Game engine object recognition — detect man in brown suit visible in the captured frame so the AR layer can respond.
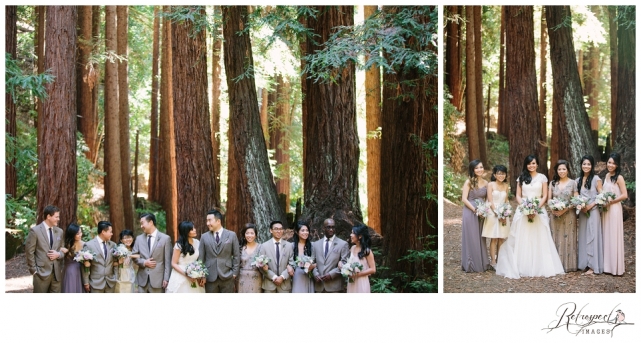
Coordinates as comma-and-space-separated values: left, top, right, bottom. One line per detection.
81, 221, 119, 292
25, 205, 64, 293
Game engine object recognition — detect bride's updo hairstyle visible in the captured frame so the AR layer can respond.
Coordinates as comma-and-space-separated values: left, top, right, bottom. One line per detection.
518, 154, 539, 186
352, 223, 371, 259
577, 155, 596, 191
490, 165, 508, 182
468, 159, 483, 189
177, 221, 195, 256
551, 160, 572, 187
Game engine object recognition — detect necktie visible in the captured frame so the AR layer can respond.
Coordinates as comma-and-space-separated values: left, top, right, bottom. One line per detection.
147, 235, 151, 251
325, 239, 329, 258
275, 242, 280, 265
48, 228, 53, 249
216, 232, 220, 244
103, 241, 108, 259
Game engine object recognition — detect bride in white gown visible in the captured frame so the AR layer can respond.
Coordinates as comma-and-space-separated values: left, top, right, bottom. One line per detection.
166, 221, 205, 293
496, 155, 565, 279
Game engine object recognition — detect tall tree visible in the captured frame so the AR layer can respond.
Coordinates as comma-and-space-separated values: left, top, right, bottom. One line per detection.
270, 75, 292, 212
77, 6, 99, 164
6, 6, 18, 205
546, 6, 599, 171
223, 5, 286, 241
364, 5, 382, 234
210, 5, 223, 199
505, 6, 541, 191
608, 7, 618, 143
465, 6, 481, 162
497, 6, 508, 139
445, 6, 463, 111
35, 6, 45, 155
104, 6, 126, 237
148, 6, 160, 202
539, 7, 549, 178
117, 6, 135, 233
37, 6, 78, 230
473, 6, 487, 166
172, 6, 219, 237
303, 6, 362, 237
584, 6, 602, 148
91, 6, 101, 165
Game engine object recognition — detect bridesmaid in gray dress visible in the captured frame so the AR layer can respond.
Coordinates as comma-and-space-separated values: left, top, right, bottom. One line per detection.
237, 223, 262, 293
548, 160, 578, 272
61, 223, 84, 293
576, 155, 603, 275
461, 159, 489, 272
291, 221, 316, 293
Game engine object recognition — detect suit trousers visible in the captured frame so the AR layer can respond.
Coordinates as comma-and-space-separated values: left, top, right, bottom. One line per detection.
33, 273, 60, 293
90, 285, 115, 293
138, 276, 164, 293
263, 287, 290, 293
205, 278, 234, 293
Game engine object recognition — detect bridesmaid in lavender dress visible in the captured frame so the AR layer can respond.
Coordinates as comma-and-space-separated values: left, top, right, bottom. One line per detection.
346, 224, 376, 293
602, 153, 628, 276
237, 223, 263, 293
290, 221, 316, 293
576, 155, 603, 275
461, 159, 489, 272
61, 223, 84, 293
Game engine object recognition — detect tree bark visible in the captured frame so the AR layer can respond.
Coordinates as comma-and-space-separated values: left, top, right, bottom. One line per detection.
546, 6, 599, 172
608, 7, 618, 144
172, 6, 220, 237
272, 75, 292, 213
6, 6, 17, 204
211, 5, 223, 200
539, 7, 549, 178
584, 6, 602, 149
473, 6, 487, 166
497, 6, 508, 139
364, 5, 382, 234
91, 6, 101, 166
260, 87, 271, 146
77, 6, 98, 164
505, 6, 541, 191
148, 6, 160, 202
223, 5, 286, 241
35, 6, 45, 154
445, 6, 463, 111
465, 6, 481, 162
302, 6, 362, 239
37, 6, 78, 230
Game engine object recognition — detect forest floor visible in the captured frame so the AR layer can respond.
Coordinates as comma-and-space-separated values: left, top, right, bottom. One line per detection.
443, 198, 636, 293
5, 253, 32, 293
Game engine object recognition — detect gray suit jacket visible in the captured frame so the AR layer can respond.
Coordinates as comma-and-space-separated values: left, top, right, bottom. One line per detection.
132, 230, 173, 288
25, 222, 64, 280
312, 236, 349, 292
198, 228, 240, 282
258, 238, 294, 292
81, 238, 119, 290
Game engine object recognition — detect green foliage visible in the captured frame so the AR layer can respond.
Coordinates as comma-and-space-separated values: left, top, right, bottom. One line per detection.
5, 53, 54, 105
625, 181, 636, 191
486, 132, 509, 168
444, 165, 467, 204
81, 225, 98, 242
76, 133, 105, 227
135, 201, 167, 233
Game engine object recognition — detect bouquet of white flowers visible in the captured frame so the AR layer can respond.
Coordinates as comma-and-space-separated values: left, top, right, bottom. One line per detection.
340, 261, 364, 283
595, 192, 617, 212
112, 244, 131, 268
474, 199, 491, 218
292, 255, 315, 278
251, 255, 271, 269
495, 203, 513, 226
570, 195, 590, 217
185, 260, 208, 288
74, 249, 96, 273
518, 197, 543, 223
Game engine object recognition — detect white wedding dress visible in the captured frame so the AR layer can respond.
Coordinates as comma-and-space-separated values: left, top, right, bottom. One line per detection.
166, 239, 206, 293
495, 173, 565, 279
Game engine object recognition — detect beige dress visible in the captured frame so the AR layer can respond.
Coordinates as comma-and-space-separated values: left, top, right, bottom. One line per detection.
238, 245, 262, 293
481, 189, 510, 238
346, 246, 370, 293
602, 176, 625, 275
549, 179, 578, 272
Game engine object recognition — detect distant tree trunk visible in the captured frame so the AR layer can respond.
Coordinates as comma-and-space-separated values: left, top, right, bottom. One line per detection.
497, 6, 508, 139
445, 5, 463, 111
272, 75, 292, 213
505, 6, 541, 191
546, 6, 599, 171
35, 6, 45, 154
381, 5, 437, 281
577, 49, 583, 84
6, 6, 17, 206
148, 6, 160, 203
104, 6, 126, 237
222, 5, 286, 241
612, 6, 635, 187
260, 88, 270, 146
465, 6, 481, 162
267, 88, 278, 150
473, 6, 487, 166
303, 5, 362, 239
172, 6, 219, 237
159, 6, 178, 239
77, 6, 98, 163
608, 7, 618, 144
134, 130, 139, 201
365, 5, 382, 234
226, 119, 250, 235
539, 8, 549, 178
299, 12, 308, 183
117, 6, 135, 233
37, 6, 78, 230
584, 6, 601, 149
91, 6, 101, 165
211, 5, 223, 199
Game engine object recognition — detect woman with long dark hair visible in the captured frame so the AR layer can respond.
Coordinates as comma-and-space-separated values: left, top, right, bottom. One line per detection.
346, 224, 376, 293
291, 221, 316, 293
496, 155, 564, 279
61, 223, 84, 293
237, 223, 262, 293
548, 160, 578, 272
166, 221, 205, 293
602, 152, 627, 276
576, 155, 604, 275
460, 159, 489, 272
481, 165, 510, 267
115, 229, 139, 293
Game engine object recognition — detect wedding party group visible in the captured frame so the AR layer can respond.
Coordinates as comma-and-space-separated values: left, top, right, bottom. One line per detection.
25, 207, 377, 293
461, 152, 627, 279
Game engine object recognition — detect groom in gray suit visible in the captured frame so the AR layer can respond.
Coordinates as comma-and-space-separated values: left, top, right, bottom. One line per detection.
81, 221, 118, 292
258, 220, 295, 293
25, 205, 64, 293
198, 209, 240, 293
132, 213, 173, 293
312, 218, 349, 292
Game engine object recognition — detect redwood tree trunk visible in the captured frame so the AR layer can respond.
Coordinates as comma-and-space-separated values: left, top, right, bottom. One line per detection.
148, 6, 160, 202
497, 6, 508, 139
77, 6, 98, 163
465, 6, 481, 162
172, 6, 220, 237
223, 6, 286, 241
37, 6, 78, 230
608, 7, 618, 144
546, 6, 599, 171
505, 6, 541, 191
35, 6, 45, 153
539, 7, 549, 178
6, 6, 17, 204
272, 75, 292, 212
211, 5, 223, 199
473, 6, 487, 166
303, 6, 362, 239
445, 6, 463, 111
91, 6, 101, 165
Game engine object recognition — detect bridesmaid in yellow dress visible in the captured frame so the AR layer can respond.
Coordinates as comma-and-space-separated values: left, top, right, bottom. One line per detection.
346, 224, 376, 293
237, 223, 263, 292
481, 165, 510, 267
602, 152, 628, 276
115, 230, 139, 293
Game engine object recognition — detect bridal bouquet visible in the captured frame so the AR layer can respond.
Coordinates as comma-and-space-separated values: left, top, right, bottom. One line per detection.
251, 255, 271, 269
570, 195, 590, 217
474, 199, 491, 218
495, 203, 513, 226
291, 256, 315, 278
112, 244, 131, 268
185, 260, 208, 288
341, 261, 364, 283
518, 198, 543, 223
595, 192, 617, 212
74, 249, 96, 274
